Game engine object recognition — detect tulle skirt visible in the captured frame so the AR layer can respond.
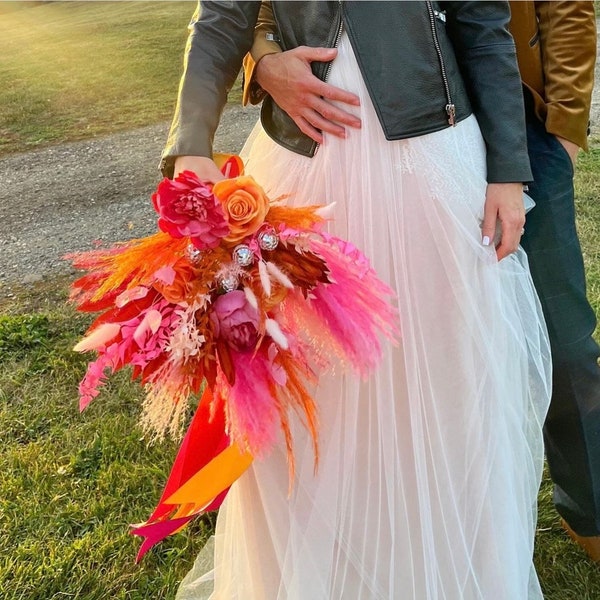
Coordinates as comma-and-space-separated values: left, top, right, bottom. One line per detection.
176, 33, 551, 600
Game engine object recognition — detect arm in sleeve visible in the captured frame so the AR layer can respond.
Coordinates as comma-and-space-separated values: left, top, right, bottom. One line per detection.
161, 1, 261, 177
443, 1, 533, 183
536, 0, 597, 150
242, 1, 283, 106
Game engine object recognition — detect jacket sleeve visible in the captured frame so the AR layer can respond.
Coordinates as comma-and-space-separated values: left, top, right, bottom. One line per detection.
536, 0, 597, 150
442, 1, 533, 183
160, 1, 261, 178
242, 0, 282, 106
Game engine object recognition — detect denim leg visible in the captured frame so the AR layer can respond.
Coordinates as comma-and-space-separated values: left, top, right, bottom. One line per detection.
521, 113, 600, 536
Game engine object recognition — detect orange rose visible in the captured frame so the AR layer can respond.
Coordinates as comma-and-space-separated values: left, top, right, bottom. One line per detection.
212, 176, 270, 245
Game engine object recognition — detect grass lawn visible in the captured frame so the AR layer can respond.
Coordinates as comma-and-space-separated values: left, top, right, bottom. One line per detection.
0, 278, 213, 599
1, 1, 600, 598
0, 0, 244, 156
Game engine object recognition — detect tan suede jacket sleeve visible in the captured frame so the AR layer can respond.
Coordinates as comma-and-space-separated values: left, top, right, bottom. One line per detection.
538, 1, 596, 150
242, 1, 281, 106
510, 0, 597, 150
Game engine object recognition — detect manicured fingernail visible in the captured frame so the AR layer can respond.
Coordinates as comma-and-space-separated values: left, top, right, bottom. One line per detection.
482, 235, 491, 246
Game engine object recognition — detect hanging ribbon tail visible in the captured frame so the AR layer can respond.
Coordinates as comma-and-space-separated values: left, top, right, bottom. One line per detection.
213, 153, 244, 178
131, 387, 254, 561
133, 516, 194, 563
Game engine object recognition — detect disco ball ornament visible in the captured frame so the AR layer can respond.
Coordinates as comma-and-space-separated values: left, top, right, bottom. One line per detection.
257, 228, 279, 251
219, 274, 239, 293
232, 244, 255, 267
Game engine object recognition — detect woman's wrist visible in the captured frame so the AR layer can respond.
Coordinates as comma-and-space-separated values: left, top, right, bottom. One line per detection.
173, 156, 225, 183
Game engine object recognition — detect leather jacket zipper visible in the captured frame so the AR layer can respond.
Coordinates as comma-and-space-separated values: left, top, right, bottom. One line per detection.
426, 1, 455, 126
324, 2, 344, 83
315, 1, 344, 154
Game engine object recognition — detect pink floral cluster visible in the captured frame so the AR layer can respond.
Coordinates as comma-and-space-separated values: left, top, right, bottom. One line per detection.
210, 291, 259, 353
152, 171, 229, 250
76, 290, 179, 411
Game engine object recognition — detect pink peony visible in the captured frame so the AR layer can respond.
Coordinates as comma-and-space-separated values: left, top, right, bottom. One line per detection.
210, 291, 260, 352
152, 170, 230, 250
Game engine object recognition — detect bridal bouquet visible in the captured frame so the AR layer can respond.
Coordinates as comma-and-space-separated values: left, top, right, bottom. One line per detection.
69, 155, 397, 559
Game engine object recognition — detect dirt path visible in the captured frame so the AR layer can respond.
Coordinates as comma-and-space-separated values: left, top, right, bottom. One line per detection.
0, 105, 260, 297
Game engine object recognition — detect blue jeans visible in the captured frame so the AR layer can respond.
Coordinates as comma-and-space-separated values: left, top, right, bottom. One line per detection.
521, 97, 600, 536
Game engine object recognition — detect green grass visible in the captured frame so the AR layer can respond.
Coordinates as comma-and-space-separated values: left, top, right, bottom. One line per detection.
0, 0, 242, 156
0, 279, 213, 599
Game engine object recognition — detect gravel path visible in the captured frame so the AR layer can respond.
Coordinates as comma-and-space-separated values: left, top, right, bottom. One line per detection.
1, 26, 599, 300
0, 104, 259, 298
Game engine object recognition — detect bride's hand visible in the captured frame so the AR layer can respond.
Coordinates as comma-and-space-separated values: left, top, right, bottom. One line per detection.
173, 156, 226, 183
481, 182, 525, 261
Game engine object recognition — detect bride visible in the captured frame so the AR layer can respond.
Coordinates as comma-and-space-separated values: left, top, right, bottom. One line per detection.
164, 2, 552, 598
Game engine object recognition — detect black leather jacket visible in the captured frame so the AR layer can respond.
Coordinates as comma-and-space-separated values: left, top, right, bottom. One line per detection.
162, 1, 532, 184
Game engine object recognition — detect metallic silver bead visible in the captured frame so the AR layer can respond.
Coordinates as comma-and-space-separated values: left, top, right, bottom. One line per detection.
186, 244, 202, 263
233, 244, 255, 267
219, 274, 239, 293
258, 228, 279, 251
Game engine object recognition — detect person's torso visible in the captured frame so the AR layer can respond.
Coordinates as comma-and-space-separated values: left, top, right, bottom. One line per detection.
262, 0, 473, 157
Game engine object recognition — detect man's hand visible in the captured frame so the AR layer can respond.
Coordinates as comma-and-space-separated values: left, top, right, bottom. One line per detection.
555, 135, 579, 168
481, 182, 525, 261
173, 156, 225, 183
256, 47, 361, 143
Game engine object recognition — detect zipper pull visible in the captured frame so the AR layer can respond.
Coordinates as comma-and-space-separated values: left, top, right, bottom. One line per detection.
446, 103, 456, 126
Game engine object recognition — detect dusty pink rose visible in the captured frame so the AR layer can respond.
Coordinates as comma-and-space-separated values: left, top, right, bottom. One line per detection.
210, 291, 260, 352
152, 170, 229, 250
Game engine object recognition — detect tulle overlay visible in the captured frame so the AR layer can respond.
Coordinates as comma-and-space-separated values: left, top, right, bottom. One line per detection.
177, 34, 551, 600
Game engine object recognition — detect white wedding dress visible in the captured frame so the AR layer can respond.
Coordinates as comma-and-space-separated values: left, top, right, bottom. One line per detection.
176, 33, 551, 599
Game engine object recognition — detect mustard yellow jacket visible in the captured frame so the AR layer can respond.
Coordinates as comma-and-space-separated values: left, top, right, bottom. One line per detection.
508, 0, 596, 150
246, 0, 597, 150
